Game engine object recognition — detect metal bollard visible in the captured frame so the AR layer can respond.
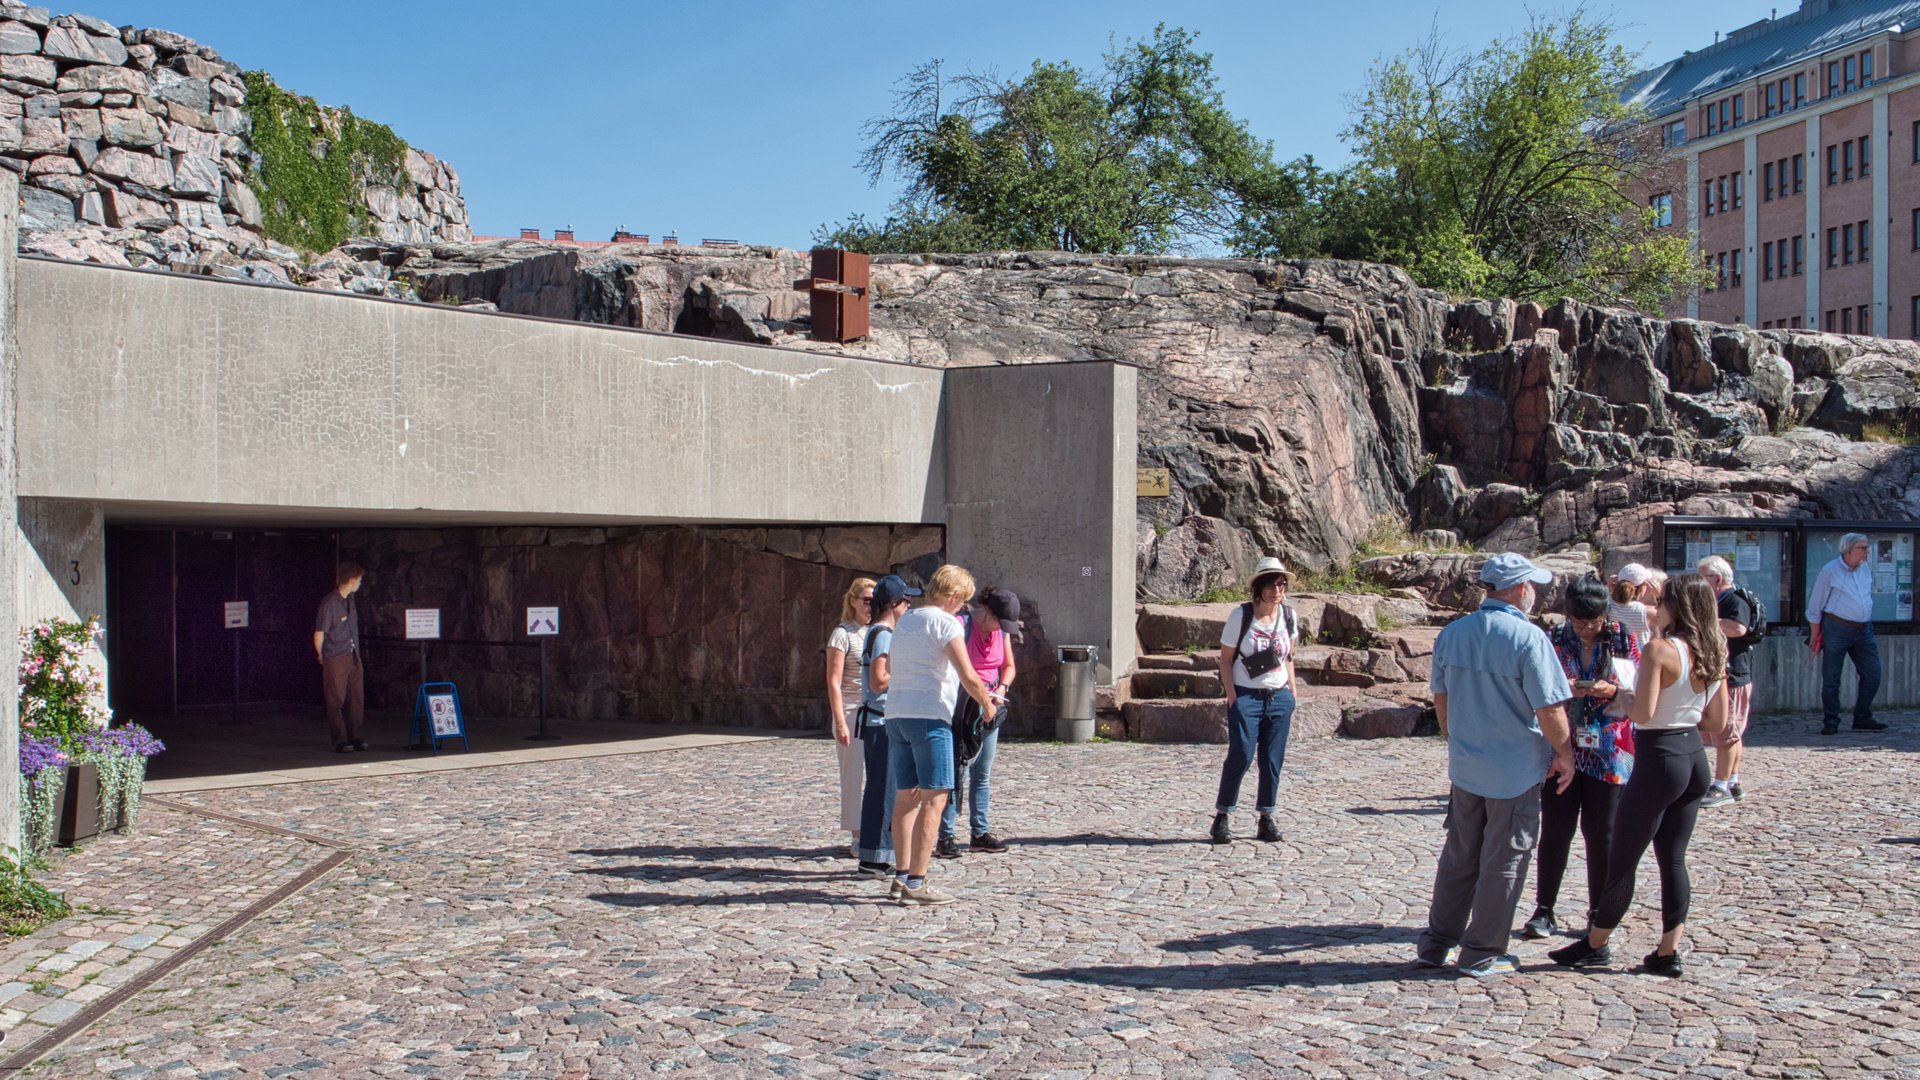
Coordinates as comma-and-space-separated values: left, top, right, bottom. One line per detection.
1054, 645, 1099, 743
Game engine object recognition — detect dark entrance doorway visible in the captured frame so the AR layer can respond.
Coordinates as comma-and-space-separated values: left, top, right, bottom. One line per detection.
106, 528, 339, 716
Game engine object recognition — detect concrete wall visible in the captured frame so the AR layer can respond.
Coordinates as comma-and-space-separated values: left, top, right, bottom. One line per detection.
944, 361, 1138, 684
0, 175, 17, 850
1750, 632, 1920, 713
14, 258, 948, 528
16, 498, 108, 721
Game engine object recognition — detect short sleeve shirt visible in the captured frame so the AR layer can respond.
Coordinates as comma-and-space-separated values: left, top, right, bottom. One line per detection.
883, 607, 964, 722
315, 591, 359, 659
860, 626, 894, 719
962, 613, 1007, 685
1717, 590, 1755, 688
828, 621, 871, 703
1220, 605, 1293, 690
1429, 599, 1574, 799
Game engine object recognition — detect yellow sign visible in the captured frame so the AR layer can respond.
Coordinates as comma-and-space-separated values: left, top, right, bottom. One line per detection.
1137, 468, 1171, 497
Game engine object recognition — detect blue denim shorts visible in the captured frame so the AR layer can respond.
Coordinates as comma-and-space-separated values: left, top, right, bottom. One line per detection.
886, 716, 955, 791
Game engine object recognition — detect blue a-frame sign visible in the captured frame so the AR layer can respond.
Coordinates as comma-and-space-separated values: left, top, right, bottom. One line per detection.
410, 682, 470, 753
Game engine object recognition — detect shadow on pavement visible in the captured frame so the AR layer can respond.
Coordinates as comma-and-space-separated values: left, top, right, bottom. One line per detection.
587, 888, 874, 908
1876, 837, 1920, 845
578, 863, 847, 884
1160, 923, 1418, 957
1346, 805, 1445, 816
571, 844, 845, 861
1013, 834, 1198, 848
1023, 958, 1432, 990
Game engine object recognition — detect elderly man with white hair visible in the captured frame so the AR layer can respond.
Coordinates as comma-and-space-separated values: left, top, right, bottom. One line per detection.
1806, 533, 1889, 736
1696, 556, 1758, 807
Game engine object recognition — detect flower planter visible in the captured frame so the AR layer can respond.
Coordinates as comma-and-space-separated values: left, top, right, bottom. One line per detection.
58, 761, 101, 846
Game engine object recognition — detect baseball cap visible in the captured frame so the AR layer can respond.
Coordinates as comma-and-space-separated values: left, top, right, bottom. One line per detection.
1615, 563, 1652, 586
980, 588, 1024, 642
868, 574, 922, 616
1479, 552, 1554, 591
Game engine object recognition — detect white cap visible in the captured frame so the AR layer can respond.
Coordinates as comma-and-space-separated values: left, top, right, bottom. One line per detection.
1616, 563, 1652, 586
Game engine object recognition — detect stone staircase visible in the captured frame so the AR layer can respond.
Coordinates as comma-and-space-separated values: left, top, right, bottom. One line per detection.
1096, 595, 1450, 743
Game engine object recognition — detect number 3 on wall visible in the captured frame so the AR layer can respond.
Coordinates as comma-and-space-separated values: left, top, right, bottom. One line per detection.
69, 560, 79, 586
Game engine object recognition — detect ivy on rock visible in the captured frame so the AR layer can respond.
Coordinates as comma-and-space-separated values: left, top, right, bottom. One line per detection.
243, 70, 410, 255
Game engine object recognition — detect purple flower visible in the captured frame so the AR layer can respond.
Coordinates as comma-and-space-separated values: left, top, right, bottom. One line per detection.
76, 724, 165, 760
19, 735, 67, 775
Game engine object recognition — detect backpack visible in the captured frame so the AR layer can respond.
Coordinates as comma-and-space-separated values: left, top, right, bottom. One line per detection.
950, 612, 1002, 768
1727, 586, 1768, 651
1231, 602, 1298, 664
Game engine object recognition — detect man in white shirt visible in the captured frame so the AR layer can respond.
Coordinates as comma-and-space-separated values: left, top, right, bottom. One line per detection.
1806, 533, 1888, 736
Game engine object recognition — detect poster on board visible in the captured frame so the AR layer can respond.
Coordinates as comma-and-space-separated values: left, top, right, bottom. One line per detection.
406, 609, 441, 640
428, 693, 461, 736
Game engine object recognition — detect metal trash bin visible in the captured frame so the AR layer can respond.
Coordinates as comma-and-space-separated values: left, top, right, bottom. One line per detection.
1055, 645, 1099, 743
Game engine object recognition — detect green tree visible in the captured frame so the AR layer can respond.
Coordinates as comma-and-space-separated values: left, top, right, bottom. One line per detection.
1236, 14, 1712, 310
819, 26, 1280, 254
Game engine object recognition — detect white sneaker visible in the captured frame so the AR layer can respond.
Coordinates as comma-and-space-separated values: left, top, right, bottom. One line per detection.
898, 882, 957, 906
889, 878, 905, 900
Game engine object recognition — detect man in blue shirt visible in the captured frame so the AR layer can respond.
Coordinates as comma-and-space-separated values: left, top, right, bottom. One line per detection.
1418, 553, 1575, 977
1806, 533, 1888, 736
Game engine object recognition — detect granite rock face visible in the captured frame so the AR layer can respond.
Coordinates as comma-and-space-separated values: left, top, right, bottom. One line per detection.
5, 4, 467, 286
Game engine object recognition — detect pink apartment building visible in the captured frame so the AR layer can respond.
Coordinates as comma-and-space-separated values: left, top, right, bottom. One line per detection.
1626, 0, 1920, 335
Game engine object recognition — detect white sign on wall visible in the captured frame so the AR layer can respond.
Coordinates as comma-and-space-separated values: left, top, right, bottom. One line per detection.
223, 601, 249, 629
405, 608, 441, 640
526, 606, 559, 636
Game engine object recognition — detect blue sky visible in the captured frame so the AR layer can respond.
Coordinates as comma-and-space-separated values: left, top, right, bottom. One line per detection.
87, 1, 1773, 247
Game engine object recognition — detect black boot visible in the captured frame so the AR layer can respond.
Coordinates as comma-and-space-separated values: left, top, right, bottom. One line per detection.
1256, 814, 1282, 842
1209, 813, 1232, 845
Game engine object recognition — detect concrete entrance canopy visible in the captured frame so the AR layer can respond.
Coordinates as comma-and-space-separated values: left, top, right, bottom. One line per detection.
2, 218, 1137, 845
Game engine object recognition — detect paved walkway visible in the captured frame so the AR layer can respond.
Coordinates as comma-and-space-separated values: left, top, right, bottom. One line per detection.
7, 712, 1920, 1078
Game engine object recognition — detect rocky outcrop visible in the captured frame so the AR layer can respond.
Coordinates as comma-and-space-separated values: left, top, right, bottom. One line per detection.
6, 4, 466, 285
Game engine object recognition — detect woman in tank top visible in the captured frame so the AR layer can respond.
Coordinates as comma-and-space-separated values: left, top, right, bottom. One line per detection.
1551, 572, 1727, 978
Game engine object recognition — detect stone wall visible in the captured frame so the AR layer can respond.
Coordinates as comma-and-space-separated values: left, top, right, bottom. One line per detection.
331, 523, 1089, 736
3, 4, 466, 287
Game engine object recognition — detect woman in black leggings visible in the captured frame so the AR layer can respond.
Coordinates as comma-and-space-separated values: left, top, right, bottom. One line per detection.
1550, 572, 1727, 977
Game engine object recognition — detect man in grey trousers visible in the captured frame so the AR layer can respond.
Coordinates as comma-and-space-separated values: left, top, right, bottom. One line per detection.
1417, 553, 1575, 977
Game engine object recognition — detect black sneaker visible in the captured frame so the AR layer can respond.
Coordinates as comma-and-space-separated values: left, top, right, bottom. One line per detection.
1641, 949, 1684, 978
970, 833, 1008, 853
934, 836, 963, 859
335, 742, 356, 754
1822, 722, 1840, 735
855, 860, 893, 879
1521, 907, 1558, 940
1209, 814, 1232, 845
1256, 814, 1282, 843
1854, 718, 1890, 731
1547, 938, 1612, 968
352, 739, 370, 751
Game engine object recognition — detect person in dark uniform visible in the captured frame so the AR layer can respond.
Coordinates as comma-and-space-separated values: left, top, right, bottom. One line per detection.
314, 562, 368, 753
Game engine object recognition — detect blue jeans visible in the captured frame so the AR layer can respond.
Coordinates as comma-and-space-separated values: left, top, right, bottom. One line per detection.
1821, 619, 1882, 728
939, 721, 1000, 841
887, 716, 955, 790
1215, 687, 1295, 813
856, 723, 896, 864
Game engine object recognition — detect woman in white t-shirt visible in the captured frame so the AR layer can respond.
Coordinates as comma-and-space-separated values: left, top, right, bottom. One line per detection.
824, 577, 876, 854
1607, 563, 1655, 643
1551, 572, 1727, 979
1209, 556, 1298, 847
882, 564, 1002, 907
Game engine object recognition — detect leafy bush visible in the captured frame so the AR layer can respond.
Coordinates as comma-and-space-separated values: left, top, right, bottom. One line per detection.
0, 846, 69, 939
18, 618, 111, 747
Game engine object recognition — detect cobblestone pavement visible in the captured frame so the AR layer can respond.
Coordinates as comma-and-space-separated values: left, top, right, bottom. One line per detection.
13, 711, 1920, 1078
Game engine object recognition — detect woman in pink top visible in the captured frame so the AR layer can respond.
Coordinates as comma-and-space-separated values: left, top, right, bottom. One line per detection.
935, 587, 1022, 857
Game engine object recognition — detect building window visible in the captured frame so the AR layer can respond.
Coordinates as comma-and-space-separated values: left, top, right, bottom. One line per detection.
1845, 55, 1857, 92
1794, 153, 1805, 193
1793, 235, 1804, 275
1703, 181, 1714, 216
1718, 176, 1728, 213
1651, 193, 1673, 228
1864, 49, 1874, 84
1861, 220, 1871, 262
1913, 296, 1920, 339
1913, 208, 1920, 249
1730, 250, 1743, 287
1829, 144, 1839, 185
1860, 304, 1872, 333
1791, 315, 1802, 328
1764, 162, 1775, 201
1844, 223, 1855, 264
1663, 120, 1685, 148
1766, 82, 1778, 116
1731, 173, 1743, 209
1844, 140, 1855, 181
1860, 135, 1871, 177
1829, 61, 1841, 96
1764, 241, 1775, 279
1704, 103, 1715, 136
1732, 94, 1744, 127
1717, 252, 1728, 290
1843, 307, 1854, 333
1795, 73, 1806, 107
1829, 227, 1840, 267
